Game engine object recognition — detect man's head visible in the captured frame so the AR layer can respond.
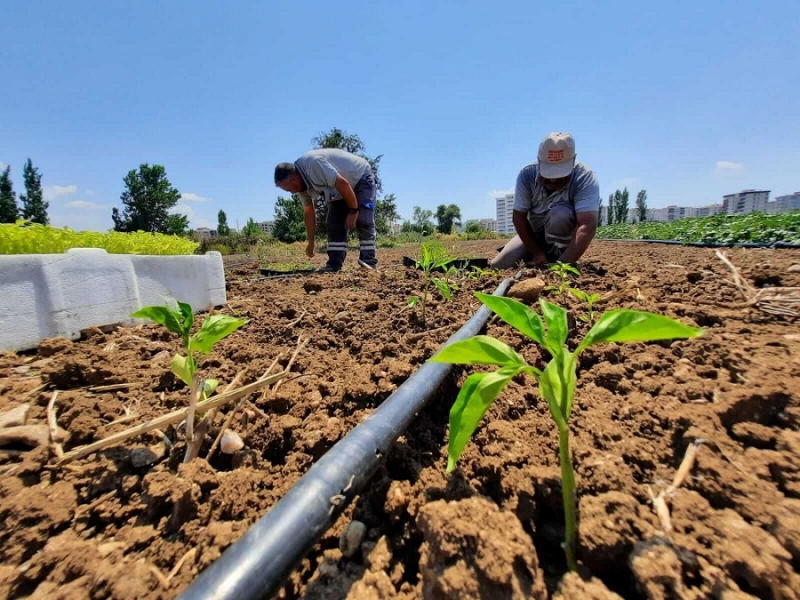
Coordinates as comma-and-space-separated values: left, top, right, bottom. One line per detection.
538, 132, 576, 191
274, 163, 307, 193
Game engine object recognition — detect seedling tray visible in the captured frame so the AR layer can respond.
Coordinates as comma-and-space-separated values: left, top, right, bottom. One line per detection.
402, 256, 489, 272
259, 267, 316, 276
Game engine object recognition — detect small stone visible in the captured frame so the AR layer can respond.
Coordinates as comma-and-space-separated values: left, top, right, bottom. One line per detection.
0, 404, 30, 429
152, 350, 170, 362
335, 311, 350, 320
340, 520, 367, 558
788, 264, 800, 273
508, 277, 546, 304
130, 445, 165, 468
220, 430, 244, 454
13, 365, 31, 375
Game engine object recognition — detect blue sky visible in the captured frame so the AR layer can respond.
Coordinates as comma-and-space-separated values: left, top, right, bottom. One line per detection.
1, 1, 798, 231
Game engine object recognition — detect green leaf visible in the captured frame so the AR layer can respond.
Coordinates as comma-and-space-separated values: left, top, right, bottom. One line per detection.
408, 295, 420, 307
447, 366, 522, 472
203, 379, 219, 395
537, 352, 576, 428
170, 353, 193, 386
189, 315, 249, 354
540, 299, 568, 351
474, 292, 547, 346
578, 309, 704, 354
430, 335, 527, 367
177, 301, 194, 332
568, 288, 588, 303
131, 305, 184, 337
433, 278, 452, 301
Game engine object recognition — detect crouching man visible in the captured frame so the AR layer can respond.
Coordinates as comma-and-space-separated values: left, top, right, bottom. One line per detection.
491, 132, 599, 268
274, 148, 378, 272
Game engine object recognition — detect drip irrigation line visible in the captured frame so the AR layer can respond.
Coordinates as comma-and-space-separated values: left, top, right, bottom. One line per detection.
178, 273, 520, 600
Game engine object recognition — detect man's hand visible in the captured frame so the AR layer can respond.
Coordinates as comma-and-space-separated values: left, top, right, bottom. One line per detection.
305, 241, 314, 258
525, 250, 548, 267
345, 211, 358, 230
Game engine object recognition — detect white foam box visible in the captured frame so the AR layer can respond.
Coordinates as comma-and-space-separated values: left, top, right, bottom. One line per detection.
0, 249, 226, 352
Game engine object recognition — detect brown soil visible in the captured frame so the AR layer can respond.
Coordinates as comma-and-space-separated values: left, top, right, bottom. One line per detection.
1, 240, 799, 599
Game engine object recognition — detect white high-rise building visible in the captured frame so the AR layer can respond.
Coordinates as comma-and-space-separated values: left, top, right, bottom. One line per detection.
770, 192, 800, 213
495, 193, 515, 234
722, 190, 770, 214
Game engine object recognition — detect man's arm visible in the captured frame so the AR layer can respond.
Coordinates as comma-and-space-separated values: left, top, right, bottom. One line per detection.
512, 210, 547, 263
558, 211, 597, 264
303, 204, 316, 258
334, 174, 359, 210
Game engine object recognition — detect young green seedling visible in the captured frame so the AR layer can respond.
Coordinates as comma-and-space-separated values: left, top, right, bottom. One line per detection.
131, 301, 248, 400
407, 242, 457, 322
546, 261, 581, 296
568, 288, 601, 324
429, 293, 703, 570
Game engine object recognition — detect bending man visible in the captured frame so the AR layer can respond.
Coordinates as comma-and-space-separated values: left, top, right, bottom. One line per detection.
274, 148, 378, 271
491, 132, 599, 268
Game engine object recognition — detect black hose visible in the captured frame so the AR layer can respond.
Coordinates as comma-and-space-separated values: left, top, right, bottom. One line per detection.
178, 275, 519, 600
596, 238, 800, 249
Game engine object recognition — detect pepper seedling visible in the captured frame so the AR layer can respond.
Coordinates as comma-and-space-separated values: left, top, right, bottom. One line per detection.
567, 287, 601, 324
545, 261, 581, 296
131, 301, 248, 400
429, 292, 703, 570
408, 242, 457, 322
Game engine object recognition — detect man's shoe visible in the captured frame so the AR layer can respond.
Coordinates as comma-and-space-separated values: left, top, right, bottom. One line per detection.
316, 265, 341, 273
358, 260, 377, 271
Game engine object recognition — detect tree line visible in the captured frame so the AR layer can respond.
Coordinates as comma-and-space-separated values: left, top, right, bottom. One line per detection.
0, 160, 50, 224
599, 187, 648, 225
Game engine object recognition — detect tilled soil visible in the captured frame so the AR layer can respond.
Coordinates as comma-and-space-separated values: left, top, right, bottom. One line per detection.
1, 240, 799, 599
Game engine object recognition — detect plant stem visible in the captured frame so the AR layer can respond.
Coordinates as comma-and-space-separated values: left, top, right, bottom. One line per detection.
558, 425, 578, 571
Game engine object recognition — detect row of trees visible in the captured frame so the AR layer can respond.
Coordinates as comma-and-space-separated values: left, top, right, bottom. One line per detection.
0, 160, 50, 224
599, 187, 648, 225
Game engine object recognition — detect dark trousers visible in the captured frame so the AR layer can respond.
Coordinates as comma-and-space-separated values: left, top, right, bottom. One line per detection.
325, 172, 378, 269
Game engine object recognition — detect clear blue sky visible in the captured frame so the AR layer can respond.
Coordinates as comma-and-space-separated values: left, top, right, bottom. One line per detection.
2, 1, 798, 231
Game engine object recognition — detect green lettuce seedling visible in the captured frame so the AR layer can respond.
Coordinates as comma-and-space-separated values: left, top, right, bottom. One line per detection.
430, 293, 703, 570
568, 287, 601, 324
545, 261, 581, 296
131, 301, 248, 399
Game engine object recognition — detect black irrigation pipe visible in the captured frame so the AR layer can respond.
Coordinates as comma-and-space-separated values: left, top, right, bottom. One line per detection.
178, 274, 518, 600
596, 237, 800, 249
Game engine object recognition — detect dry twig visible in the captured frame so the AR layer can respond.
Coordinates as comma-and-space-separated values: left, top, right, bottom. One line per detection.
648, 440, 703, 532
715, 250, 800, 317
75, 490, 117, 518
46, 391, 64, 459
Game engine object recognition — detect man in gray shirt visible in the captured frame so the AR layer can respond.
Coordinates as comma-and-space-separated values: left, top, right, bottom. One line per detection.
274, 148, 378, 271
491, 132, 600, 269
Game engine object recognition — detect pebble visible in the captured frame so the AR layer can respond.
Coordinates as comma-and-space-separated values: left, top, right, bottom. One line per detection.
339, 520, 367, 558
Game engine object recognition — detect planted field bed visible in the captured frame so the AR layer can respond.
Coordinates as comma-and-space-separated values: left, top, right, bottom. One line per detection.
1, 240, 799, 599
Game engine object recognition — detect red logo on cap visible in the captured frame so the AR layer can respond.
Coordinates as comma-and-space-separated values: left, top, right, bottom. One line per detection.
547, 149, 565, 162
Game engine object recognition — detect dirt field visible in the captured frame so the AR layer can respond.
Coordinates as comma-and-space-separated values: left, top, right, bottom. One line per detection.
1, 239, 799, 599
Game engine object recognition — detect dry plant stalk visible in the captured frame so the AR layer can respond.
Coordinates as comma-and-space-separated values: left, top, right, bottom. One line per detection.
649, 440, 702, 532
46, 391, 64, 459
57, 370, 288, 465
715, 250, 800, 317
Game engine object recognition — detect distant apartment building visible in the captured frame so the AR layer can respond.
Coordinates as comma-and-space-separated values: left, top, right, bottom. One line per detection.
194, 227, 217, 238
390, 222, 404, 234
722, 190, 770, 215
258, 221, 275, 235
478, 218, 497, 232
768, 192, 800, 214
495, 193, 515, 234
695, 203, 724, 217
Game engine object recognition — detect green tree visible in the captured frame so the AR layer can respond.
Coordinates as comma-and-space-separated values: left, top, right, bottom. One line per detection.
165, 213, 190, 236
272, 195, 307, 243
375, 192, 398, 235
412, 206, 435, 234
241, 217, 262, 238
464, 220, 483, 234
607, 193, 614, 224
0, 166, 18, 223
217, 209, 231, 236
19, 159, 48, 225
636, 189, 648, 222
312, 127, 383, 193
613, 188, 629, 225
112, 164, 181, 233
435, 203, 462, 234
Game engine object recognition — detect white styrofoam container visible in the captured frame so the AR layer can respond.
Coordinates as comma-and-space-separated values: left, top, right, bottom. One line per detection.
0, 249, 226, 352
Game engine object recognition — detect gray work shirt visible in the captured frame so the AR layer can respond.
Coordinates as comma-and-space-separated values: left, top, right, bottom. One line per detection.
294, 148, 371, 207
512, 161, 600, 216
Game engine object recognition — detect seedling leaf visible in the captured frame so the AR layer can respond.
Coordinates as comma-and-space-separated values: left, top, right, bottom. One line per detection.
132, 306, 184, 337
189, 315, 249, 354
474, 292, 546, 346
433, 278, 453, 301
431, 335, 526, 367
578, 309, 704, 353
540, 299, 569, 351
447, 366, 521, 472
170, 354, 193, 386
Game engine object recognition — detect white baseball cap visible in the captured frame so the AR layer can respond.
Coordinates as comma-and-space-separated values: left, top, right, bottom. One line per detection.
538, 132, 576, 179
